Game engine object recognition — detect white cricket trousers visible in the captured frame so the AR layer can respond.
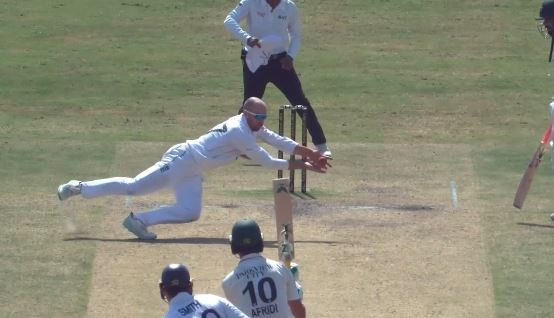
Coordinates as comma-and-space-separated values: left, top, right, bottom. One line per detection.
80, 143, 203, 226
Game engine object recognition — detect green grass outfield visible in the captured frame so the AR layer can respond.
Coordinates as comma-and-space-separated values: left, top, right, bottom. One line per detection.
2, 0, 554, 317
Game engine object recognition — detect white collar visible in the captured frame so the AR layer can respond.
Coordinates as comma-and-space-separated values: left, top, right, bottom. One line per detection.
169, 291, 193, 305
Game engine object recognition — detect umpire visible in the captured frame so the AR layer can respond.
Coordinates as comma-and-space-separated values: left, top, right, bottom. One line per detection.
224, 0, 332, 157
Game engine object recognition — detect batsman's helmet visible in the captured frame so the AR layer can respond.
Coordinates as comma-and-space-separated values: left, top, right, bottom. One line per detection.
230, 219, 264, 255
540, 0, 554, 19
159, 263, 191, 301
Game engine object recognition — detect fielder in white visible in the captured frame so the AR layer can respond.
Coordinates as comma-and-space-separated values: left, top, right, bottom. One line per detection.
223, 219, 305, 318
56, 97, 331, 239
159, 263, 250, 318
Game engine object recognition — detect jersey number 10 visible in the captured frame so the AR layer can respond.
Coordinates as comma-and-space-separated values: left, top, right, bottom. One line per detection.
242, 277, 277, 306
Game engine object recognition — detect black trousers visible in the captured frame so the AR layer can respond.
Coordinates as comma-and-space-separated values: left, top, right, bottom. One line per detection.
240, 54, 327, 146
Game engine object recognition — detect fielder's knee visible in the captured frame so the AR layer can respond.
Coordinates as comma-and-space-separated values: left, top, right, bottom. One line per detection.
174, 207, 201, 223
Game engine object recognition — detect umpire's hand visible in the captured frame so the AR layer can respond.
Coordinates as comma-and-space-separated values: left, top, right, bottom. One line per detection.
247, 36, 261, 48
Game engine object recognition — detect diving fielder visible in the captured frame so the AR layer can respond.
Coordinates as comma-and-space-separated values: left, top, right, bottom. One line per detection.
56, 97, 331, 240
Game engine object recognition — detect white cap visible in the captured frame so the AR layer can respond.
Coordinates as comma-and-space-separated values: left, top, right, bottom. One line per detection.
245, 34, 284, 73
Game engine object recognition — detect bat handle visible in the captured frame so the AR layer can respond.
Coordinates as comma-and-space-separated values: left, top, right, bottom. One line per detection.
283, 258, 292, 269
280, 241, 293, 265
280, 226, 294, 267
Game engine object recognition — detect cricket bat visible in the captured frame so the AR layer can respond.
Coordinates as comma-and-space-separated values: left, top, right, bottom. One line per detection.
273, 178, 295, 266
513, 126, 552, 209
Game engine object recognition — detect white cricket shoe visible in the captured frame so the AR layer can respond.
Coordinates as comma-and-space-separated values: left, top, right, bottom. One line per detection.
57, 180, 82, 201
550, 212, 554, 222
122, 213, 157, 240
315, 143, 332, 158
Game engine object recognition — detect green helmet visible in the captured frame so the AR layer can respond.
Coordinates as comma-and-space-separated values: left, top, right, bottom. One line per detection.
230, 219, 264, 255
540, 0, 554, 19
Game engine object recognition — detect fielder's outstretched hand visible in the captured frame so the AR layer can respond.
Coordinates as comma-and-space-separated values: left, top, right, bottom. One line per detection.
290, 146, 332, 172
303, 161, 327, 173
311, 155, 332, 170
306, 150, 332, 170
289, 159, 328, 173
305, 155, 332, 173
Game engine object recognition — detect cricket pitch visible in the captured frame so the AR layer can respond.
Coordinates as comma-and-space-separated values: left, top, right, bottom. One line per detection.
76, 141, 493, 318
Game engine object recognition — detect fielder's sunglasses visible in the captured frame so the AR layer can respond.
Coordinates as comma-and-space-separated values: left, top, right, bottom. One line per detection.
243, 109, 267, 121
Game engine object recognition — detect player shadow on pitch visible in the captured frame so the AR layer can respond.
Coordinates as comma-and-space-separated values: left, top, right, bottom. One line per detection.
63, 236, 341, 245
63, 237, 233, 244
517, 222, 554, 229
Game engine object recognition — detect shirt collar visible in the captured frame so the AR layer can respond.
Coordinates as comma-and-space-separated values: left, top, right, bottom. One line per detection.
169, 291, 194, 306
264, 0, 282, 11
239, 253, 263, 262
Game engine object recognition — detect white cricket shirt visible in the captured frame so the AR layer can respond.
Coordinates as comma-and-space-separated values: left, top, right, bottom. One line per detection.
222, 253, 300, 318
186, 114, 297, 171
224, 0, 301, 59
163, 292, 250, 318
